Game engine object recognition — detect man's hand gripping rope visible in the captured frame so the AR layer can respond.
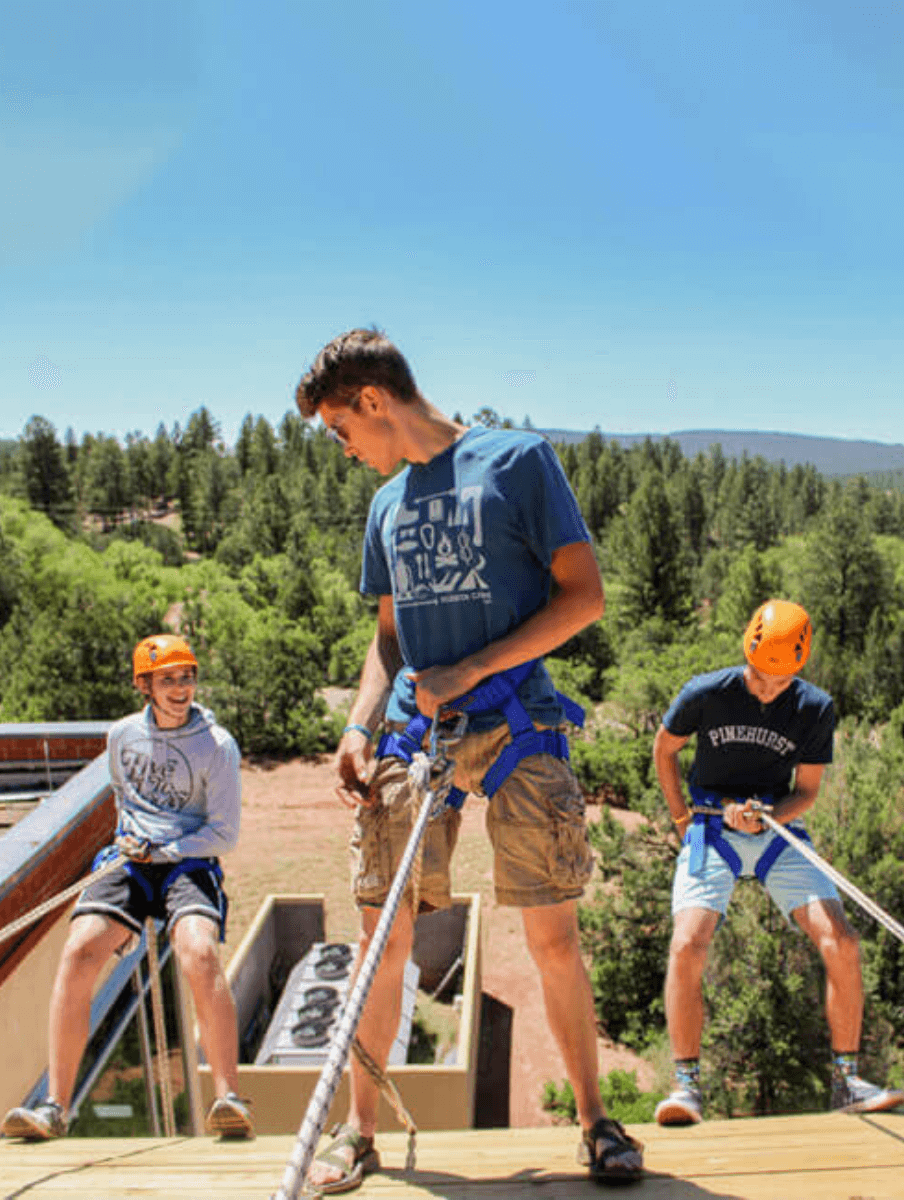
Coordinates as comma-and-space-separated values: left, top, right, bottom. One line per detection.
114, 834, 153, 862
685, 796, 770, 834
272, 711, 466, 1200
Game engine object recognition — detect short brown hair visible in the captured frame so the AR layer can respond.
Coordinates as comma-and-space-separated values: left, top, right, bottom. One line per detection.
295, 327, 419, 417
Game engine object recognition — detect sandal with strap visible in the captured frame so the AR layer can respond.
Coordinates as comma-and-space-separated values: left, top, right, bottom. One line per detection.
305, 1122, 380, 1196
578, 1116, 644, 1184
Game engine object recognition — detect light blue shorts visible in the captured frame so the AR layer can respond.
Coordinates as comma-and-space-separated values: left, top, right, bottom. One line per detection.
672, 825, 840, 921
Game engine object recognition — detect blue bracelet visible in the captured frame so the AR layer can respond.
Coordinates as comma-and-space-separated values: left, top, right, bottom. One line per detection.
343, 723, 373, 741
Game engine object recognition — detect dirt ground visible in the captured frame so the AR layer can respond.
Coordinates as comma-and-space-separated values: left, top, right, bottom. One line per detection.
222, 756, 653, 1127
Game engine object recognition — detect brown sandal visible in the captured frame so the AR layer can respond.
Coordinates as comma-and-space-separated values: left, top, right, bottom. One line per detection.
305, 1123, 380, 1195
578, 1116, 644, 1184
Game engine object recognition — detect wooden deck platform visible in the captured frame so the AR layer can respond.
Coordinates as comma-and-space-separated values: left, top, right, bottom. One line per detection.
2, 1112, 903, 1199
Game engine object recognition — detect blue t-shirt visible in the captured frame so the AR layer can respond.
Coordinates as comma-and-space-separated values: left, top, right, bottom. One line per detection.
361, 426, 591, 729
663, 665, 834, 798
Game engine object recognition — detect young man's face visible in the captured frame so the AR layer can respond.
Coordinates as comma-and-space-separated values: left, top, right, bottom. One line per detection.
743, 663, 796, 704
319, 391, 400, 476
141, 666, 197, 728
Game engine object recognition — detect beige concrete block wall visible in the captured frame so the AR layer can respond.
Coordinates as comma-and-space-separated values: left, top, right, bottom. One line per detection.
0, 904, 119, 1114
0, 911, 71, 1114
198, 893, 482, 1135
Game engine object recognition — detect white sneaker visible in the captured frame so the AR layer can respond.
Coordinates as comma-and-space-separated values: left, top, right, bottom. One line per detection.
655, 1086, 703, 1126
831, 1074, 904, 1114
2, 1099, 68, 1141
206, 1092, 255, 1139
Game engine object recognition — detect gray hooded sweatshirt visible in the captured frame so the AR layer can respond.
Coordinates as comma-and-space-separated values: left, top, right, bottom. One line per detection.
108, 703, 241, 862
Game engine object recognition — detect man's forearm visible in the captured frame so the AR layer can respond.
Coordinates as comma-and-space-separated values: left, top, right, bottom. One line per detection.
766, 762, 824, 825
653, 728, 692, 830
657, 761, 691, 824
770, 789, 817, 825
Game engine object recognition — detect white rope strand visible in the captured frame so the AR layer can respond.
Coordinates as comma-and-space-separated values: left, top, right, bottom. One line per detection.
755, 809, 904, 945
0, 854, 125, 947
273, 752, 437, 1200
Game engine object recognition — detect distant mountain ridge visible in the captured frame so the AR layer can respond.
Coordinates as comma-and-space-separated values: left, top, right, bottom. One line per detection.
541, 428, 904, 477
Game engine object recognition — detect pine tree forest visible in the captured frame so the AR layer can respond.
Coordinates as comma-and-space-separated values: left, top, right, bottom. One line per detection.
3, 408, 904, 1118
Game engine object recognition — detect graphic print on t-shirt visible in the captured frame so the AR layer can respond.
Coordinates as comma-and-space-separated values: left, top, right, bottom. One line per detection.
706, 725, 797, 756
121, 739, 193, 810
392, 483, 490, 608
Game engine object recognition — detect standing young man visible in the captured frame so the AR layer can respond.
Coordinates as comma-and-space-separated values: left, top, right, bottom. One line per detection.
653, 600, 904, 1125
2, 634, 254, 1141
295, 328, 642, 1189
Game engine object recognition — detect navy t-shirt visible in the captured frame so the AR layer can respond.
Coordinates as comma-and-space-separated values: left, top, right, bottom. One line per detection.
663, 665, 834, 798
361, 426, 591, 729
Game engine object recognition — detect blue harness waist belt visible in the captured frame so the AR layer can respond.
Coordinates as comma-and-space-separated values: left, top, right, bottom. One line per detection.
685, 786, 812, 881
375, 659, 584, 809
91, 842, 227, 938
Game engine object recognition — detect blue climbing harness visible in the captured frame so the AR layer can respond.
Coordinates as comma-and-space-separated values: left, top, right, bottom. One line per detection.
375, 659, 584, 809
684, 785, 813, 881
90, 841, 227, 939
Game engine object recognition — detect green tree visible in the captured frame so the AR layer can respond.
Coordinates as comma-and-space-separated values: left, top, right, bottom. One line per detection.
702, 887, 829, 1116
250, 416, 279, 476
125, 433, 156, 513
799, 482, 897, 715
713, 545, 783, 634
472, 406, 503, 428
63, 426, 79, 468
187, 586, 330, 755
182, 450, 240, 553
84, 436, 131, 530
668, 461, 708, 569
18, 415, 73, 527
0, 522, 23, 628
150, 423, 176, 503
715, 454, 779, 551
610, 471, 692, 627
183, 406, 220, 456
580, 806, 675, 1047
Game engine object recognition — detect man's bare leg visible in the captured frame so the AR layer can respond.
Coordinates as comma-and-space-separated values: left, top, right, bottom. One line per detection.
48, 916, 132, 1107
171, 914, 241, 1097
306, 904, 413, 1190
521, 900, 602, 1130
663, 906, 720, 1059
793, 898, 862, 1051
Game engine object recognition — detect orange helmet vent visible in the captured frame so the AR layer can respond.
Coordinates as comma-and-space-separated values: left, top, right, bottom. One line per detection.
743, 600, 812, 676
133, 634, 198, 684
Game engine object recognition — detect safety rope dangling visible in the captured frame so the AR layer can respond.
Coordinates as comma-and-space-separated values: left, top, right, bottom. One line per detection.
0, 853, 126, 948
273, 714, 465, 1200
144, 917, 177, 1137
347, 742, 436, 1173
750, 803, 904, 945
351, 1036, 418, 1170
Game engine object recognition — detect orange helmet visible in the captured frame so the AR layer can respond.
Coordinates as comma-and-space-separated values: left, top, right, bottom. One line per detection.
133, 634, 198, 684
743, 600, 812, 676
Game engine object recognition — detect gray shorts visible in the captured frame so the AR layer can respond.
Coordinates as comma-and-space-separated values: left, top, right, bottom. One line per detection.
353, 722, 593, 910
672, 825, 840, 921
73, 857, 227, 938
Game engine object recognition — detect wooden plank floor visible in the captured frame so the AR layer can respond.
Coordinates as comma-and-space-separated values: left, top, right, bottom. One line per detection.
2, 1112, 903, 1199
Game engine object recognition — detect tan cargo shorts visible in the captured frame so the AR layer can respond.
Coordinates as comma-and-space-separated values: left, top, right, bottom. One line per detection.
351, 721, 594, 911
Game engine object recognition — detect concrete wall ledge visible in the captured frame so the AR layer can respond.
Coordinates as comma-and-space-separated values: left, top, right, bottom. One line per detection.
198, 892, 482, 1134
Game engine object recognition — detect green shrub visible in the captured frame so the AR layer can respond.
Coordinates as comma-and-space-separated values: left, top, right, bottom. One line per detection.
542, 1069, 666, 1125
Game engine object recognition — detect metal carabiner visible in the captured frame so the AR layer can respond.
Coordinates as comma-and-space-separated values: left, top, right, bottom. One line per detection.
408, 711, 468, 820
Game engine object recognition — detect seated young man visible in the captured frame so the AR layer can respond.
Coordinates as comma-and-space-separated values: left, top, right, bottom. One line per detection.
2, 634, 254, 1141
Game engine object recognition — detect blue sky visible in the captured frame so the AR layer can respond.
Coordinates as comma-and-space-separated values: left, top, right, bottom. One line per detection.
2, 0, 903, 448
